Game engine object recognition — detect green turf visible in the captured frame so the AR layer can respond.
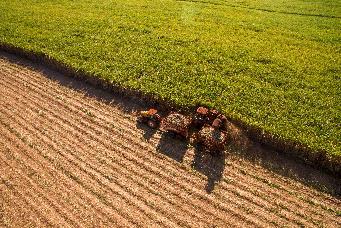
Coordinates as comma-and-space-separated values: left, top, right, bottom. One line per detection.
0, 0, 340, 160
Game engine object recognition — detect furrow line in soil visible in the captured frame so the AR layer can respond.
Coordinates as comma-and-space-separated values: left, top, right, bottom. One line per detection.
0, 75, 268, 226
0, 160, 69, 227
230, 157, 340, 207
7, 64, 340, 220
0, 168, 49, 227
0, 123, 135, 228
1, 58, 338, 226
226, 162, 340, 221
0, 89, 252, 228
0, 155, 89, 228
0, 137, 123, 227
4, 65, 337, 210
0, 108, 184, 228
0, 79, 302, 226
0, 75, 330, 226
0, 79, 314, 227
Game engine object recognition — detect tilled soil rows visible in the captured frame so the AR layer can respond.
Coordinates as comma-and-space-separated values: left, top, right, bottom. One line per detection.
0, 53, 340, 227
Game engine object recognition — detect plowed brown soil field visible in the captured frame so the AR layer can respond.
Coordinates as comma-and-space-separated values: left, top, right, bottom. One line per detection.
0, 52, 340, 227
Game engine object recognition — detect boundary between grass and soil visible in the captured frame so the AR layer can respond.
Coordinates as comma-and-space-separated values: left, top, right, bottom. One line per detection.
0, 43, 340, 177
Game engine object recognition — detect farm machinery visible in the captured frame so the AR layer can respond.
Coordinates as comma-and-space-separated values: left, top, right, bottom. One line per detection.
194, 107, 228, 153
161, 112, 192, 139
137, 107, 229, 154
137, 108, 161, 128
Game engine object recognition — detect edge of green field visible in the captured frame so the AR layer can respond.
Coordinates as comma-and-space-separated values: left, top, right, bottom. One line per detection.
0, 0, 340, 173
2, 42, 340, 175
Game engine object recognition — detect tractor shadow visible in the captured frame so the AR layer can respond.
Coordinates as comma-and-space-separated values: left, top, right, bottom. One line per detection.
192, 145, 226, 193
156, 132, 226, 193
136, 121, 158, 142
156, 132, 188, 163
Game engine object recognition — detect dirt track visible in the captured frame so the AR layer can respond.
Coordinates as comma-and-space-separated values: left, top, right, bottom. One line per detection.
0, 52, 340, 227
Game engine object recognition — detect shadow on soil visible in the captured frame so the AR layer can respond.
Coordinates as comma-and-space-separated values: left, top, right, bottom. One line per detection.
228, 129, 341, 196
1, 51, 340, 196
156, 133, 226, 193
1, 51, 148, 115
156, 132, 188, 163
136, 122, 158, 142
192, 145, 226, 193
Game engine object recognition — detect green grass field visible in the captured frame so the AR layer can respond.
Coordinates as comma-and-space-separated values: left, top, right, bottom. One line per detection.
0, 0, 340, 162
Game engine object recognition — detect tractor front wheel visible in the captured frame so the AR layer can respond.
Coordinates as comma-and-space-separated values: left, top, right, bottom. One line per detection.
147, 120, 158, 129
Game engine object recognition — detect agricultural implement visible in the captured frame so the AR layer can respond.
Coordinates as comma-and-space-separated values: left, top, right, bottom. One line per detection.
137, 107, 229, 154
196, 125, 228, 154
192, 107, 225, 128
195, 109, 229, 154
160, 112, 192, 139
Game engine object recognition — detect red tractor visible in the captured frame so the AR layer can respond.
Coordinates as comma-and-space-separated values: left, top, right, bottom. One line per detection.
192, 107, 223, 128
137, 108, 161, 128
192, 107, 210, 128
